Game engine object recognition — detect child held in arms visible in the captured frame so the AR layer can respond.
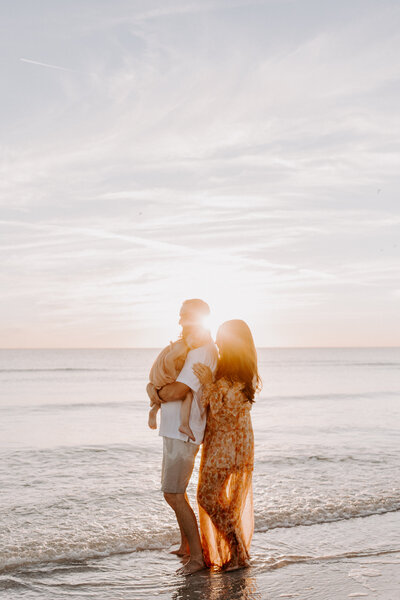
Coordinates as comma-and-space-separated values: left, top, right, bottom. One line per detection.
147, 300, 212, 441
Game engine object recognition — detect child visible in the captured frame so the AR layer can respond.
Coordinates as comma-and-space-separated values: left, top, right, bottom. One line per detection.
148, 331, 209, 441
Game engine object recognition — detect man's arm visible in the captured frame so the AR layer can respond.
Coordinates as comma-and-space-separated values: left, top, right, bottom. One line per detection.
158, 381, 190, 403
146, 382, 161, 406
159, 346, 214, 403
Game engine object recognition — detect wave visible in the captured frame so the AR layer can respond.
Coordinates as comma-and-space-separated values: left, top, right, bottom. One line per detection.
2, 361, 399, 374
1, 492, 399, 573
0, 400, 135, 413
266, 390, 399, 402
0, 368, 121, 373
0, 528, 177, 572
347, 362, 400, 367
254, 491, 400, 532
259, 359, 400, 368
3, 391, 398, 417
256, 453, 393, 466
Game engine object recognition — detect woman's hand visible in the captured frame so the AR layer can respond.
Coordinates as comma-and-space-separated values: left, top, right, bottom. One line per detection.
146, 382, 161, 407
193, 363, 213, 385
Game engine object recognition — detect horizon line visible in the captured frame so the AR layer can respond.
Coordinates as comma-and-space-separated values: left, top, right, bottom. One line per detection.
1, 346, 399, 350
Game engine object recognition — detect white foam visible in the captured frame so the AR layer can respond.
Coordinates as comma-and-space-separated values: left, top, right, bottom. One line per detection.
1, 493, 399, 573
0, 528, 178, 572
255, 491, 400, 532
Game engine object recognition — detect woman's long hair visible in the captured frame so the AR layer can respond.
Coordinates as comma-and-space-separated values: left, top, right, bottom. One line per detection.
215, 319, 261, 402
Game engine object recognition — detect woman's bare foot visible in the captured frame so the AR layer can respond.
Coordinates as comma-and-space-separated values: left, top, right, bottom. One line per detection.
177, 557, 206, 576
178, 424, 195, 441
148, 410, 157, 429
224, 557, 250, 572
224, 557, 239, 571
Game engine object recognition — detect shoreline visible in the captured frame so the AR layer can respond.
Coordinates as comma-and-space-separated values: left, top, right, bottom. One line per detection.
1, 511, 399, 599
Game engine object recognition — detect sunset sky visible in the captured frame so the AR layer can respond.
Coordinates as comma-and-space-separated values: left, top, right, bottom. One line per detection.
1, 0, 400, 348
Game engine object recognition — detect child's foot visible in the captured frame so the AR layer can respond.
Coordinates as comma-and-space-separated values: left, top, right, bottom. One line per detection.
179, 424, 195, 441
148, 411, 157, 429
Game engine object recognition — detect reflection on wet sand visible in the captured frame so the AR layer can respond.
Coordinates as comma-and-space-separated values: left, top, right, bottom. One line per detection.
172, 569, 262, 600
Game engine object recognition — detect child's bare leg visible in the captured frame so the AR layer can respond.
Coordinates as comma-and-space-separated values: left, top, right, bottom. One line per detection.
178, 392, 195, 441
148, 404, 159, 429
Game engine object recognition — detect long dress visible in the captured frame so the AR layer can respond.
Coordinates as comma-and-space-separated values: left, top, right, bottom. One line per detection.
197, 377, 254, 569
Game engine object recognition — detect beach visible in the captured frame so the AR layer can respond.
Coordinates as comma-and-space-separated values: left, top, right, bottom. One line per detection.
1, 348, 399, 599
3, 513, 399, 599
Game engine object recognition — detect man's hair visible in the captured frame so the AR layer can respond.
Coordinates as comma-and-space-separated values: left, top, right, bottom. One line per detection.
181, 299, 210, 322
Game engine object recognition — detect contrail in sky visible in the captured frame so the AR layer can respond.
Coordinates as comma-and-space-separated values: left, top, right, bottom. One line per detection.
19, 57, 74, 72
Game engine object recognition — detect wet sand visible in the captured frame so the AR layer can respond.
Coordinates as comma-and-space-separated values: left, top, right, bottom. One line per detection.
3, 510, 398, 599
151, 510, 400, 600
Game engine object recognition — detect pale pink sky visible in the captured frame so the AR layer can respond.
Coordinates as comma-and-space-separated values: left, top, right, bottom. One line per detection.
1, 0, 400, 348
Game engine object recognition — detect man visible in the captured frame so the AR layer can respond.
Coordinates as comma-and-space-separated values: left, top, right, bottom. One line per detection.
147, 299, 217, 575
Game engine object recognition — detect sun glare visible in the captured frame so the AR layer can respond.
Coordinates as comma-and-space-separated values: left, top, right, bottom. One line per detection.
162, 259, 264, 347
201, 290, 256, 341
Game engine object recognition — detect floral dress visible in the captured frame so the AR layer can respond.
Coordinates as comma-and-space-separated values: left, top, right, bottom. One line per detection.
197, 377, 254, 569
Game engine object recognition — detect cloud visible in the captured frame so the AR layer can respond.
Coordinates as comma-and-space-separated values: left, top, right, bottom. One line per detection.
1, 0, 400, 346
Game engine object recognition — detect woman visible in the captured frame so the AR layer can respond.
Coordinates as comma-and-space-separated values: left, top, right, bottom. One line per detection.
193, 319, 260, 571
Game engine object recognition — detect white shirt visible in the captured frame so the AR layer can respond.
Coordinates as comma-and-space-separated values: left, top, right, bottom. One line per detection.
159, 342, 218, 445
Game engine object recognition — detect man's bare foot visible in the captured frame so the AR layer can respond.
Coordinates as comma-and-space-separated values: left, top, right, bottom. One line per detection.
170, 546, 189, 557
177, 557, 206, 576
178, 424, 195, 441
148, 410, 157, 429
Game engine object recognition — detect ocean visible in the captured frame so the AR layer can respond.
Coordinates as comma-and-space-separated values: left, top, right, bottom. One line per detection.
1, 348, 399, 599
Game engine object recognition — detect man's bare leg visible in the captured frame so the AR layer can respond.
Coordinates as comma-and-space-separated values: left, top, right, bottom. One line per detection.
178, 393, 195, 441
164, 492, 205, 574
171, 496, 190, 556
170, 537, 189, 557
164, 493, 189, 556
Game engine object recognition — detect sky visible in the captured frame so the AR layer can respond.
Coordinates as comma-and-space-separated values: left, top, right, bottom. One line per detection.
1, 0, 400, 348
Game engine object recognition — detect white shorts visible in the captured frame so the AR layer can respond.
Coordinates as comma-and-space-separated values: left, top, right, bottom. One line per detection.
161, 437, 199, 494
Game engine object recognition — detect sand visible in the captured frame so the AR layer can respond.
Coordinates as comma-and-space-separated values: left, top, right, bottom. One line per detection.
1, 501, 398, 599
143, 511, 400, 600
35, 510, 397, 600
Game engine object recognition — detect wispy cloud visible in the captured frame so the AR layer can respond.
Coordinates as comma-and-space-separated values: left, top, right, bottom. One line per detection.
132, 0, 267, 22
1, 1, 400, 346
